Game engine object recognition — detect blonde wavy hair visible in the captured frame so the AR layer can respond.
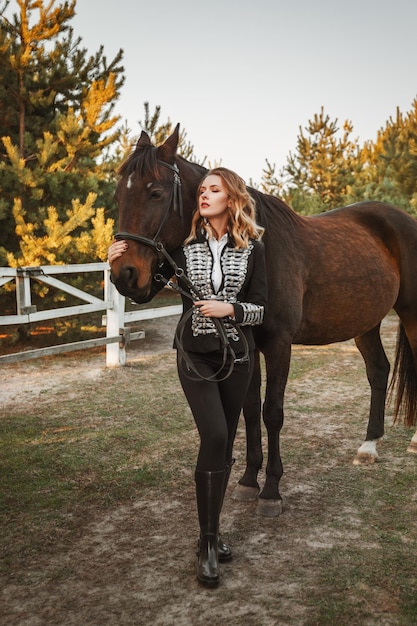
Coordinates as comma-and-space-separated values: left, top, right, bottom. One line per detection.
184, 167, 264, 249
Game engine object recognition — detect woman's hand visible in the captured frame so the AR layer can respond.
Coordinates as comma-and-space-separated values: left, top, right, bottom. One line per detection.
108, 240, 128, 264
194, 300, 235, 319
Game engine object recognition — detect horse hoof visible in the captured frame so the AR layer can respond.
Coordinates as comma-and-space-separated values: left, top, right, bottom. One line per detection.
353, 440, 378, 465
256, 498, 283, 518
407, 442, 417, 454
352, 452, 377, 465
231, 484, 259, 502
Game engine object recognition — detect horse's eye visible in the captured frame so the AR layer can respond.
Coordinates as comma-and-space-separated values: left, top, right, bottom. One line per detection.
149, 188, 164, 200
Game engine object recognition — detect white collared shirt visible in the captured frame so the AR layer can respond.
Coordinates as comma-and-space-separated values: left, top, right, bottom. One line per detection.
208, 234, 228, 293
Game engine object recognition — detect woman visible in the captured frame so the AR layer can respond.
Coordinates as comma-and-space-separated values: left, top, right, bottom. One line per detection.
108, 167, 267, 588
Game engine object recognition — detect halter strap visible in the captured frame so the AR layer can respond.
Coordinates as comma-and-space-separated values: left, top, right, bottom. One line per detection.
115, 160, 183, 252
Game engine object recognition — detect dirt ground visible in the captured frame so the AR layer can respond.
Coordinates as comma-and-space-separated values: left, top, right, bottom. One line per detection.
1, 314, 416, 626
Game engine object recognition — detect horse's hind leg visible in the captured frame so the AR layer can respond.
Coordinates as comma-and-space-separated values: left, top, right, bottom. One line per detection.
353, 323, 390, 465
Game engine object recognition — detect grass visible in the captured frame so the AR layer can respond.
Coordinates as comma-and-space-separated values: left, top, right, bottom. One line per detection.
290, 425, 417, 625
1, 318, 417, 624
0, 352, 190, 573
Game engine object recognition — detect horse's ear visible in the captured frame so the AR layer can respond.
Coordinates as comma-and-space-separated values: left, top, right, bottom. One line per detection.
135, 130, 153, 149
157, 123, 180, 162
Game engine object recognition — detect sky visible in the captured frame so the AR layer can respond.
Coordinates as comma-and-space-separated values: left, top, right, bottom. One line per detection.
69, 0, 417, 184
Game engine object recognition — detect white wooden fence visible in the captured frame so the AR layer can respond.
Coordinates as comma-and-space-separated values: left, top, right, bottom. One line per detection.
0, 263, 181, 367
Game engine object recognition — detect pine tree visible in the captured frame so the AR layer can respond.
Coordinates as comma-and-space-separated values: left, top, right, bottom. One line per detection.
279, 108, 362, 214
0, 0, 124, 266
351, 102, 417, 216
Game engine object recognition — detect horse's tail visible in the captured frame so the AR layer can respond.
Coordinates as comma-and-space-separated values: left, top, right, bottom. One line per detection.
388, 322, 417, 427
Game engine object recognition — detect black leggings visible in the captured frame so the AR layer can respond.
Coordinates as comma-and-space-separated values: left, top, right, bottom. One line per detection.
177, 351, 254, 472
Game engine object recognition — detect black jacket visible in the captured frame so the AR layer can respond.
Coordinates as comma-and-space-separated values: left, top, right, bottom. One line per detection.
137, 234, 267, 355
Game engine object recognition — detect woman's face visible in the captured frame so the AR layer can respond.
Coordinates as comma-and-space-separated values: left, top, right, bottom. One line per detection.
198, 174, 231, 221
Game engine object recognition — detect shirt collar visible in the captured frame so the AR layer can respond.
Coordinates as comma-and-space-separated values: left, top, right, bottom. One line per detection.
194, 229, 235, 247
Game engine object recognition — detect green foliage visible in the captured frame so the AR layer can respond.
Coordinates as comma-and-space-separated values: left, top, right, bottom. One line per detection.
351, 100, 417, 217
262, 108, 362, 214
262, 100, 417, 217
0, 0, 124, 265
0, 3, 202, 323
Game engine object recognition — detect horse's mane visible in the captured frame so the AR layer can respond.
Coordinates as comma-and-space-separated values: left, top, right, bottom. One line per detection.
117, 145, 162, 180
249, 186, 303, 234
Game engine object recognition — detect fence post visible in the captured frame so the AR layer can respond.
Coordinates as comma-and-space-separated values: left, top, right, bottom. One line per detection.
104, 267, 126, 367
16, 269, 33, 314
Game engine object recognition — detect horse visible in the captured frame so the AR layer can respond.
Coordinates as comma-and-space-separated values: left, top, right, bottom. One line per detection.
111, 125, 417, 517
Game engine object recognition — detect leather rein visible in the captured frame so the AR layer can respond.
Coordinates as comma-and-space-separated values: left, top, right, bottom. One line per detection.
115, 159, 249, 381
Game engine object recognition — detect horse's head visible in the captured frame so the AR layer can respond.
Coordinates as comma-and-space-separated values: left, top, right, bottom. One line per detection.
112, 124, 205, 301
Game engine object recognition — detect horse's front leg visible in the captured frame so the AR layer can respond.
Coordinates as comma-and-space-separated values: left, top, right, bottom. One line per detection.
352, 325, 390, 465
407, 429, 417, 453
256, 339, 292, 518
232, 349, 263, 502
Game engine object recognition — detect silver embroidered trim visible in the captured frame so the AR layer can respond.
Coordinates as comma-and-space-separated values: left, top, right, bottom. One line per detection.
241, 302, 264, 325
183, 241, 263, 340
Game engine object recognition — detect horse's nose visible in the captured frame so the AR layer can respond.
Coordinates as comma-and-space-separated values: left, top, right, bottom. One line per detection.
119, 265, 138, 289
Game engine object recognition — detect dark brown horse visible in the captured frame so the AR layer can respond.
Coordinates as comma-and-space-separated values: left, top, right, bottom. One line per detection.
111, 125, 417, 517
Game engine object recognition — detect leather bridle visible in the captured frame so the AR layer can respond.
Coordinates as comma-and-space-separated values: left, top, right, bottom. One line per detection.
114, 159, 249, 381
115, 159, 183, 259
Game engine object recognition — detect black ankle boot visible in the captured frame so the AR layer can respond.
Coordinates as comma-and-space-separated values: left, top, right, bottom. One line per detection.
195, 469, 225, 588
